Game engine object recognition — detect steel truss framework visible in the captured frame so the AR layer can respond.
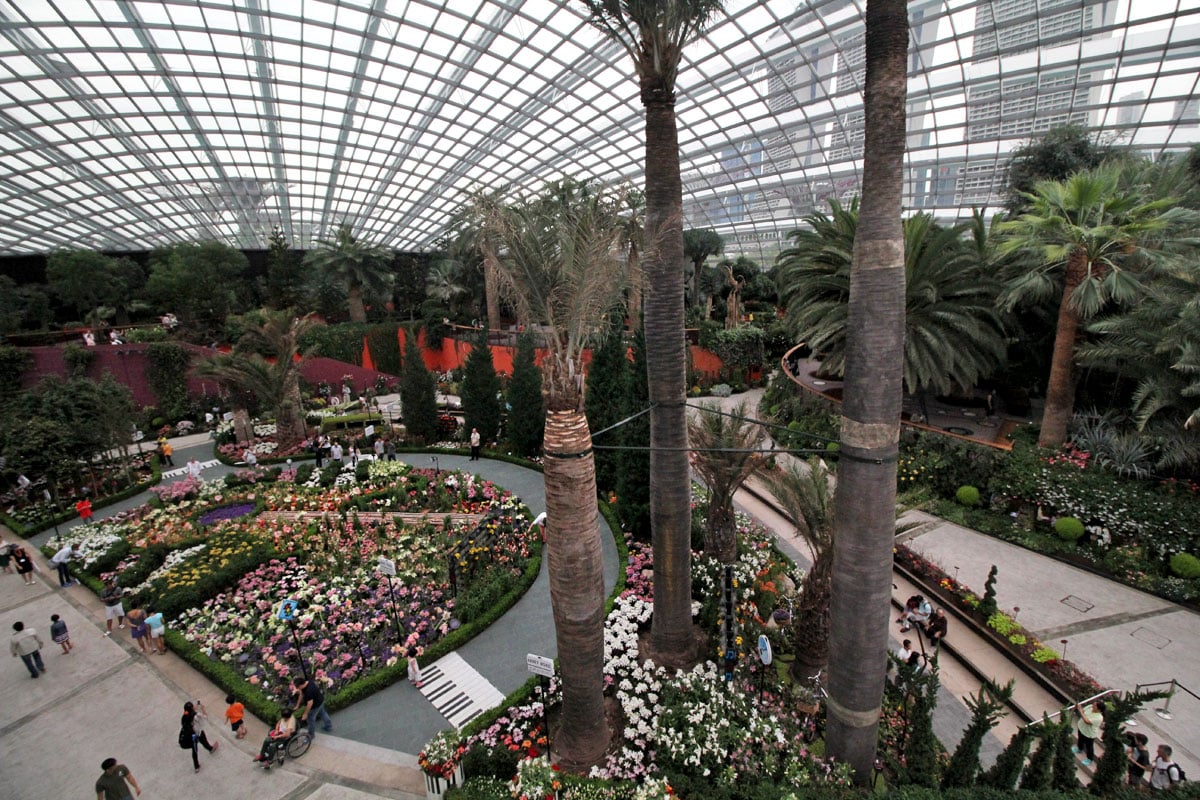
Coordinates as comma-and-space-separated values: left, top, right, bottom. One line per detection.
0, 0, 1197, 260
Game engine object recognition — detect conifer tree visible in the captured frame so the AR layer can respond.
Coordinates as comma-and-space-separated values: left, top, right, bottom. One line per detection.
1050, 717, 1081, 792
585, 318, 628, 493
400, 329, 438, 443
506, 333, 544, 458
981, 727, 1032, 789
1018, 724, 1055, 791
461, 330, 502, 445
942, 680, 1013, 788
615, 329, 651, 536
1091, 693, 1157, 796
980, 564, 999, 617
900, 660, 942, 788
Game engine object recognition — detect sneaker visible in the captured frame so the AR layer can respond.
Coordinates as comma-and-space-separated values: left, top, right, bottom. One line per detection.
1071, 747, 1080, 754
103, 631, 111, 637
118, 623, 125, 629
211, 741, 219, 753
1082, 759, 1093, 767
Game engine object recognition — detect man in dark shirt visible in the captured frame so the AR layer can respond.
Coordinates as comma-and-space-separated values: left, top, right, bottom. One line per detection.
293, 675, 333, 737
95, 758, 141, 800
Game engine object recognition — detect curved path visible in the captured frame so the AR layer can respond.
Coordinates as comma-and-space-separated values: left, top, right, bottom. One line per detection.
6, 437, 618, 800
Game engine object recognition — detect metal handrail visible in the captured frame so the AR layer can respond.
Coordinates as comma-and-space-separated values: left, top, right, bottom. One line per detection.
1021, 688, 1121, 728
1133, 678, 1200, 721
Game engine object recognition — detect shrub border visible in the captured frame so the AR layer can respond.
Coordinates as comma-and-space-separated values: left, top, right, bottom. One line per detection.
0, 458, 163, 538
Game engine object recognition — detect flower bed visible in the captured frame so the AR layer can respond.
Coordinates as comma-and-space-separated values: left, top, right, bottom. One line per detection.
49, 464, 536, 714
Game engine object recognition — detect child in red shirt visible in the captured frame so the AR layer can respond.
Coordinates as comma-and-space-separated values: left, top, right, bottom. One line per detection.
225, 694, 247, 739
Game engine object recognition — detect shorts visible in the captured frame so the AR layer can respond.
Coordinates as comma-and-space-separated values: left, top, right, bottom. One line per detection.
132, 623, 149, 639
148, 626, 164, 639
105, 603, 125, 620
231, 719, 244, 732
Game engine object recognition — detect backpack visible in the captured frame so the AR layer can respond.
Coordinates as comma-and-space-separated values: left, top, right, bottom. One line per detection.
178, 728, 193, 749
1169, 763, 1185, 783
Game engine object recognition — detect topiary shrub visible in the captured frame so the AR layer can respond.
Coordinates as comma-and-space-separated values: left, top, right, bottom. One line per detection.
956, 485, 981, 507
1054, 516, 1085, 542
1169, 552, 1200, 579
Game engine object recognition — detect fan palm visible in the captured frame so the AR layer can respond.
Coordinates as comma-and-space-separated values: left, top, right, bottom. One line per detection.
778, 201, 1006, 397
687, 402, 768, 562
996, 165, 1184, 447
491, 178, 628, 771
765, 458, 835, 678
303, 223, 393, 323
194, 310, 321, 446
581, 0, 724, 671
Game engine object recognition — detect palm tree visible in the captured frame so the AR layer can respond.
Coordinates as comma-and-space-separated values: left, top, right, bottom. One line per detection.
194, 310, 321, 447
687, 402, 768, 562
823, 0, 910, 782
303, 223, 394, 323
683, 228, 724, 308
581, 0, 724, 671
491, 178, 627, 771
766, 458, 835, 679
425, 259, 470, 314
997, 166, 1182, 447
453, 188, 510, 335
618, 189, 646, 331
778, 201, 1006, 399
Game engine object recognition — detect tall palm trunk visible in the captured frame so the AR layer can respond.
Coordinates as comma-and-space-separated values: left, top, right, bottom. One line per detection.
1037, 249, 1087, 448
643, 90, 696, 668
826, 0, 909, 783
348, 283, 367, 323
628, 242, 643, 332
277, 372, 306, 447
543, 408, 610, 770
480, 241, 504, 336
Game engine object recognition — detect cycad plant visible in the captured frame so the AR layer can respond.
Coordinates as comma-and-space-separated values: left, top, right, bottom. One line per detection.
687, 402, 768, 562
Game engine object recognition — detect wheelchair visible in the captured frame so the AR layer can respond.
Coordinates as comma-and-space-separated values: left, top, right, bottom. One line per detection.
261, 729, 312, 770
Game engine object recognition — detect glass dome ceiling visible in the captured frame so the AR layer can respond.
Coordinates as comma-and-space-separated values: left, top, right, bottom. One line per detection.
1, 0, 1198, 261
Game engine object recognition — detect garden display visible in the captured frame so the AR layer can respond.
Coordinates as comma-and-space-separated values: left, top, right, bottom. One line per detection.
48, 459, 537, 705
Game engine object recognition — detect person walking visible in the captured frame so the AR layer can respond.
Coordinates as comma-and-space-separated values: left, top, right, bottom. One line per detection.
12, 545, 37, 585
145, 609, 167, 654
100, 578, 125, 636
330, 440, 343, 465
186, 457, 203, 480
1127, 732, 1151, 787
75, 496, 94, 523
385, 438, 396, 461
1072, 699, 1104, 767
293, 675, 333, 737
10, 621, 47, 678
95, 758, 141, 799
469, 427, 481, 461
179, 700, 218, 772
161, 440, 175, 467
50, 613, 73, 654
224, 693, 247, 739
373, 437, 385, 460
126, 601, 150, 654
49, 542, 81, 587
0, 534, 13, 574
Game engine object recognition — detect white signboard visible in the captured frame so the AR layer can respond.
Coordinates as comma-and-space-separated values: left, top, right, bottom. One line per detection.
223, 411, 235, 422
377, 556, 396, 577
364, 425, 376, 437
526, 653, 555, 678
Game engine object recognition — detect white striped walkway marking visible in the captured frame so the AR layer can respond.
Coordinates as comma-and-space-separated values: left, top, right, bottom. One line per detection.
418, 652, 506, 729
162, 459, 220, 479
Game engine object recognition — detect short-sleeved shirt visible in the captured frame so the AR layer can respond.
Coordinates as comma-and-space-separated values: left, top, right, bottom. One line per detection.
95, 765, 133, 800
300, 681, 324, 709
101, 584, 124, 607
225, 702, 245, 724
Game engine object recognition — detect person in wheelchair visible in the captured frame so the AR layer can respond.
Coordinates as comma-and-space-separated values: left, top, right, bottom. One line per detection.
254, 707, 296, 766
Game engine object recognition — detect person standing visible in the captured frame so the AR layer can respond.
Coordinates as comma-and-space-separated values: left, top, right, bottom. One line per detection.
126, 601, 150, 655
1150, 744, 1183, 790
161, 440, 175, 467
385, 438, 396, 461
95, 757, 141, 799
100, 578, 125, 636
50, 613, 73, 654
243, 447, 257, 467
10, 621, 46, 679
12, 545, 37, 585
469, 427, 481, 461
145, 610, 167, 654
1127, 732, 1151, 787
373, 437, 385, 460
75, 496, 94, 523
49, 542, 81, 587
186, 457, 203, 480
330, 440, 343, 465
0, 535, 13, 574
1073, 699, 1104, 766
293, 675, 333, 737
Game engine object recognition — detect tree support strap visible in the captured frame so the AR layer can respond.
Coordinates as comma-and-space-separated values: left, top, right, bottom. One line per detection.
544, 448, 593, 460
